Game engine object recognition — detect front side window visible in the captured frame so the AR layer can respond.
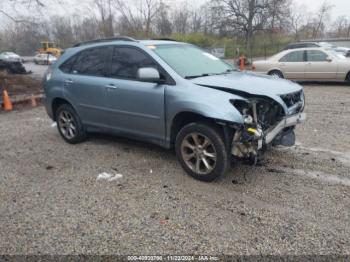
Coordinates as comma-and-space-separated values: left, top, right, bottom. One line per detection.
110, 47, 158, 80
306, 50, 328, 62
280, 51, 304, 62
151, 44, 233, 78
71, 46, 109, 76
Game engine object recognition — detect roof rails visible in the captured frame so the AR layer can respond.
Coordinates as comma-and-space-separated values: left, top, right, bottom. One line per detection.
73, 36, 137, 47
151, 38, 178, 42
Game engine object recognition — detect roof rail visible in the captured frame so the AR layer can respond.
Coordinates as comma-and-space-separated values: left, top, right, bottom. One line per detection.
73, 36, 137, 47
151, 38, 178, 42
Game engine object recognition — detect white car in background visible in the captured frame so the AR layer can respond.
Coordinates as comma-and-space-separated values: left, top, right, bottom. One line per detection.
0, 52, 23, 63
253, 48, 350, 83
34, 53, 57, 65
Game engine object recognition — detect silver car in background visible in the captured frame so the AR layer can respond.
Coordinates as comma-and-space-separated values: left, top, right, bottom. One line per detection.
253, 48, 350, 82
34, 53, 58, 65
0, 52, 23, 63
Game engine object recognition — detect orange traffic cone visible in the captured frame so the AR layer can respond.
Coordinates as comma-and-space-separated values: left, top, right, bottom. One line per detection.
2, 90, 13, 111
30, 94, 37, 107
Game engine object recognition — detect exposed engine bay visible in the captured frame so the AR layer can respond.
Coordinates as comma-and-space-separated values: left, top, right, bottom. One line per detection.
230, 90, 305, 163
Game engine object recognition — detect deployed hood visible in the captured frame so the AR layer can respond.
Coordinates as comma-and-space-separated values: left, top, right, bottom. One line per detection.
190, 71, 302, 98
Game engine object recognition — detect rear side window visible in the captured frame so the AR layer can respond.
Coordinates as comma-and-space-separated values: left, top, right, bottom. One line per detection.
110, 47, 158, 80
280, 50, 304, 62
306, 50, 328, 62
70, 46, 109, 76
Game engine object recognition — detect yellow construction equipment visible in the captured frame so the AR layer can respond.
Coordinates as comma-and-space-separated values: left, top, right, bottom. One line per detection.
38, 42, 61, 57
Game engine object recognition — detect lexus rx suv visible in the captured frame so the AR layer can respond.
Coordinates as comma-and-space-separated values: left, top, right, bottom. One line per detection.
43, 37, 306, 182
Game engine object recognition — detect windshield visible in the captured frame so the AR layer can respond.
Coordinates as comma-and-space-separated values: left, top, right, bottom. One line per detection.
151, 44, 234, 78
329, 50, 346, 60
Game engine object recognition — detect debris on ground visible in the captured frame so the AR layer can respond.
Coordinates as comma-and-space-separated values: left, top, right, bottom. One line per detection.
0, 61, 31, 75
96, 172, 123, 182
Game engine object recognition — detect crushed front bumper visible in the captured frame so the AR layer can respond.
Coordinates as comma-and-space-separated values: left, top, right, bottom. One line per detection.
262, 112, 306, 148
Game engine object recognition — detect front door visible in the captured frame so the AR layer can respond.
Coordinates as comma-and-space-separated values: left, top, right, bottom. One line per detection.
305, 50, 338, 80
104, 46, 166, 144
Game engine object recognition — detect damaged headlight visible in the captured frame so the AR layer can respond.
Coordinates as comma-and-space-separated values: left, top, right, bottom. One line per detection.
231, 99, 254, 124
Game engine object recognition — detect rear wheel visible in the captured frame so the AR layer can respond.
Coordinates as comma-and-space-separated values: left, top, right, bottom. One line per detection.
175, 122, 229, 182
346, 72, 350, 84
56, 104, 87, 144
269, 70, 284, 79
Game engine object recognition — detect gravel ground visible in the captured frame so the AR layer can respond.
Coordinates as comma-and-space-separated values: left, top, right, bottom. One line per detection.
0, 84, 350, 255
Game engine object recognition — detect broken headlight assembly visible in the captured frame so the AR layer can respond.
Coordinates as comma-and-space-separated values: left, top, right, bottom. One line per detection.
230, 99, 263, 161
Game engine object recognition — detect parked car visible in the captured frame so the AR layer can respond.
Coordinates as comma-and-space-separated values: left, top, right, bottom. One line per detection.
282, 42, 336, 51
253, 47, 350, 82
0, 52, 23, 63
43, 38, 306, 182
34, 53, 57, 65
334, 47, 350, 57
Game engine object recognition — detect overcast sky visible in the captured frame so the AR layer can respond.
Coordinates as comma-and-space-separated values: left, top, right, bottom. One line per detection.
1, 0, 350, 25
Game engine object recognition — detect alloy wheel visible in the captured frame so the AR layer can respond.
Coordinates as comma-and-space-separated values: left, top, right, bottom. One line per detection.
180, 132, 217, 175
58, 110, 76, 140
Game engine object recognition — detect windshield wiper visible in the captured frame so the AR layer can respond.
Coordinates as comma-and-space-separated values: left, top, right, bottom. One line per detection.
185, 69, 236, 79
185, 73, 214, 79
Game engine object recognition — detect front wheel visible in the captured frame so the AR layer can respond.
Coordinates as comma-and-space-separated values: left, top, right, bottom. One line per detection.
175, 122, 229, 182
269, 70, 284, 79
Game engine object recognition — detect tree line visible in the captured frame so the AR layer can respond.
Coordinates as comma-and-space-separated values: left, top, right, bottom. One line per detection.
0, 0, 349, 56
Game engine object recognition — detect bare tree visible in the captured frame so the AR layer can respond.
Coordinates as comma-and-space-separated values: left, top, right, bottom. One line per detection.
172, 5, 190, 34
114, 0, 160, 37
313, 1, 334, 38
332, 16, 350, 38
289, 4, 307, 40
211, 0, 270, 55
94, 0, 114, 37
155, 1, 172, 36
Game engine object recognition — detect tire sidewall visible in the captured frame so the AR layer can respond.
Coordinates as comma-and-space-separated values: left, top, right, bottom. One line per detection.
175, 122, 229, 182
56, 104, 86, 144
269, 70, 284, 79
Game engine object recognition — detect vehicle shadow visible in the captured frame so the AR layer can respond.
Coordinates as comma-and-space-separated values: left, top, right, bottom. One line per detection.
86, 132, 288, 185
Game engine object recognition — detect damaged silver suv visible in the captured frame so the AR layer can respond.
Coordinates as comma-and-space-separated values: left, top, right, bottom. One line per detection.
43, 37, 306, 182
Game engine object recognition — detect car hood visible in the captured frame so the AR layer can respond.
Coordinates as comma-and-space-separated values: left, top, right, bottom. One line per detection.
190, 71, 302, 98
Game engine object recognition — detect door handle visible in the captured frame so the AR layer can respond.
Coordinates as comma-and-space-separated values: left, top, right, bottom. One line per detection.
105, 84, 118, 90
65, 79, 74, 84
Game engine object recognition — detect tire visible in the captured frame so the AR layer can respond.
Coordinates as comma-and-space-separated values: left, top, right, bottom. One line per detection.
269, 70, 284, 79
175, 122, 229, 182
346, 72, 350, 83
55, 103, 87, 144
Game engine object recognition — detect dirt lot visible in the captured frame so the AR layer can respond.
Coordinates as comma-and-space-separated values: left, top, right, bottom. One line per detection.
0, 84, 350, 255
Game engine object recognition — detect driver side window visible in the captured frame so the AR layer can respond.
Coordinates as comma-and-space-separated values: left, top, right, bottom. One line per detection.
110, 46, 159, 80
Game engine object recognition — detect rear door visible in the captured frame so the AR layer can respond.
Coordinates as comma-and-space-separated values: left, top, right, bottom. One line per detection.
61, 46, 112, 127
278, 50, 306, 79
104, 46, 167, 143
305, 50, 338, 80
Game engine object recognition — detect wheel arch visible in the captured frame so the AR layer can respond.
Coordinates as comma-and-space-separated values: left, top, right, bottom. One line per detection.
51, 97, 75, 121
268, 68, 284, 77
346, 71, 350, 82
169, 111, 237, 148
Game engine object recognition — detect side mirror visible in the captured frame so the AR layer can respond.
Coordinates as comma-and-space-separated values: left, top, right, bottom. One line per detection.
326, 57, 332, 62
137, 67, 164, 83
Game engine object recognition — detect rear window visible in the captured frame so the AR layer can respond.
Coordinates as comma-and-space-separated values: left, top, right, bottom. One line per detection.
280, 50, 304, 62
